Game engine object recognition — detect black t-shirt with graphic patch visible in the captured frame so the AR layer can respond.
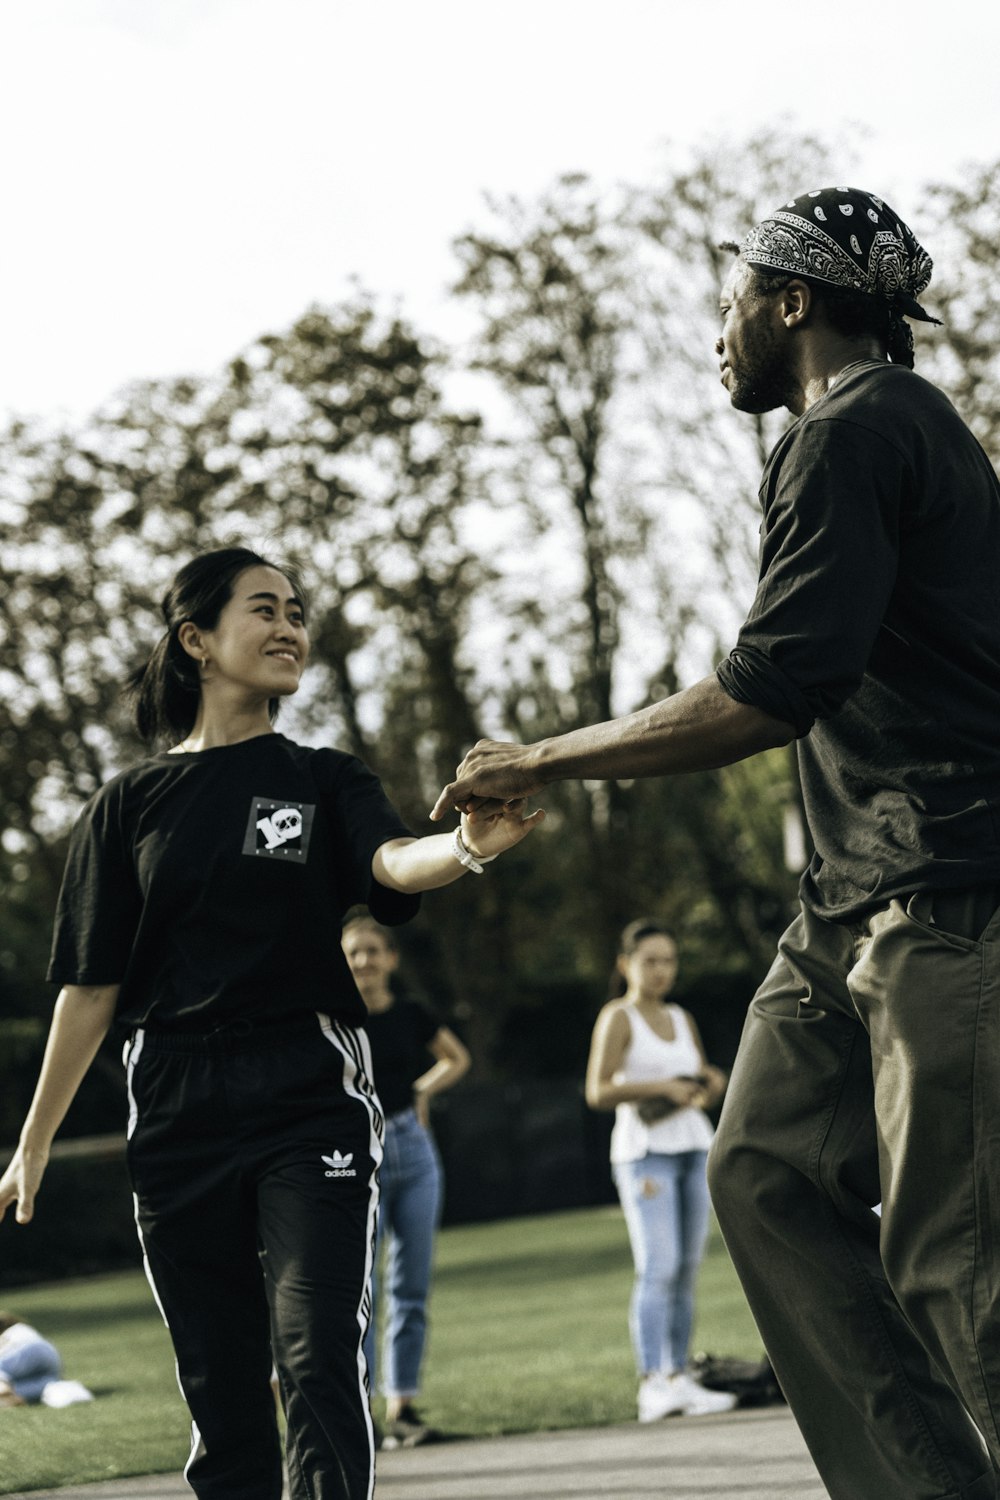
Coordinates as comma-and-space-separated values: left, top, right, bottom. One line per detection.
47, 733, 419, 1029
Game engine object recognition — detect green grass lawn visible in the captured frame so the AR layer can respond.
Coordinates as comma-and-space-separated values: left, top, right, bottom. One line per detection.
0, 1270, 189, 1491
0, 1205, 763, 1492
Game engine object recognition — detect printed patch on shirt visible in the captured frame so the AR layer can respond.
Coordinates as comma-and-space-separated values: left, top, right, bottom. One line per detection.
242, 798, 316, 862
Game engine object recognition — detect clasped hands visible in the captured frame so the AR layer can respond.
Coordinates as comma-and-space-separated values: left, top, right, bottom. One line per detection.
636, 1068, 727, 1124
436, 738, 546, 857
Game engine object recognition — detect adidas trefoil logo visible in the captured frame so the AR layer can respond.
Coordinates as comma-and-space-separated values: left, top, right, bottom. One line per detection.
322, 1150, 357, 1179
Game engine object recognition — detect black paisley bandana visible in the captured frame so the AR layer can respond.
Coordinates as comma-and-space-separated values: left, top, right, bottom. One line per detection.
741, 187, 938, 323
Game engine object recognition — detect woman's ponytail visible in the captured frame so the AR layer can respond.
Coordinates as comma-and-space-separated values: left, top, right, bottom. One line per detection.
127, 629, 202, 745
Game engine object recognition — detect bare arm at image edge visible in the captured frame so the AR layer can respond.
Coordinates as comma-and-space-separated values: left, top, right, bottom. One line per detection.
431, 675, 795, 820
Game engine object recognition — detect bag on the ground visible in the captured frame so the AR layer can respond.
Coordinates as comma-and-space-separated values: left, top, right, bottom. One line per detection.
690, 1352, 785, 1408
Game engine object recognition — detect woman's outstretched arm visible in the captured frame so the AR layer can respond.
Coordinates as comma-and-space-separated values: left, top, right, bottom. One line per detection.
373, 802, 544, 894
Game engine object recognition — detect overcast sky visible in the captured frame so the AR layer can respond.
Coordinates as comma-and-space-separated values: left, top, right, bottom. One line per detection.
1, 0, 995, 424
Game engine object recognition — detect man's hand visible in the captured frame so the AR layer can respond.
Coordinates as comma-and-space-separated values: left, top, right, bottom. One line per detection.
431, 739, 544, 822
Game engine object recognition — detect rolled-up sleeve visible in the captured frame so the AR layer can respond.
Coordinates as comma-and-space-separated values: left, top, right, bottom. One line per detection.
717, 418, 904, 737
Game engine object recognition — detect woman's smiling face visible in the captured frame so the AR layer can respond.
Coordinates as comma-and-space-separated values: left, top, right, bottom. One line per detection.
194, 565, 310, 702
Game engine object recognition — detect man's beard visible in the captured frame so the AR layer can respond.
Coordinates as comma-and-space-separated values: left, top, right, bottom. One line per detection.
728, 337, 795, 415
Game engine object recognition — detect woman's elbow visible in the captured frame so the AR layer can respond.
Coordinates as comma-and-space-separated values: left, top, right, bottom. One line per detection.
371, 838, 417, 894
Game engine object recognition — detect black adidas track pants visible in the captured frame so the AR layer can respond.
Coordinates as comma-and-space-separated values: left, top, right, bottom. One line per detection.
125, 1014, 383, 1500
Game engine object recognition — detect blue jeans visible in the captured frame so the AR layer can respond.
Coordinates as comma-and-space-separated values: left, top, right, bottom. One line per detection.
613, 1150, 712, 1376
0, 1334, 62, 1403
365, 1108, 443, 1399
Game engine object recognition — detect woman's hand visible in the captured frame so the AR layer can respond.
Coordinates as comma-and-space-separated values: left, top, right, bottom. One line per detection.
373, 804, 543, 894
691, 1064, 728, 1110
460, 798, 545, 861
0, 1142, 50, 1226
660, 1076, 706, 1109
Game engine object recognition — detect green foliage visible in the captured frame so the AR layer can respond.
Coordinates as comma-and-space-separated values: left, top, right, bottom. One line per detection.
0, 1149, 137, 1285
3, 128, 998, 1120
917, 161, 1000, 459
0, 1271, 186, 1489
0, 1021, 46, 1141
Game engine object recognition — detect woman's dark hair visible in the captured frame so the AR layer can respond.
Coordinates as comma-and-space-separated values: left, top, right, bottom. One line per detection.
746, 264, 917, 369
607, 919, 677, 1000
127, 547, 307, 745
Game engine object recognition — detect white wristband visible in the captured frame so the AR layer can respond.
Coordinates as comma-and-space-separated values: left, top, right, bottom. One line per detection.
451, 826, 498, 874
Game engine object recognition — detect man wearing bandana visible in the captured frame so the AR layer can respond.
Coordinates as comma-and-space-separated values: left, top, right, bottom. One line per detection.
433, 187, 1000, 1500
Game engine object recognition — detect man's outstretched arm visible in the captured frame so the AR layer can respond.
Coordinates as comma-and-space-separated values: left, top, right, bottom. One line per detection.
430, 674, 796, 820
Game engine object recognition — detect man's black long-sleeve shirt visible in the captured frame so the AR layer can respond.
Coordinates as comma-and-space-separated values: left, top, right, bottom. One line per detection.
717, 359, 1000, 919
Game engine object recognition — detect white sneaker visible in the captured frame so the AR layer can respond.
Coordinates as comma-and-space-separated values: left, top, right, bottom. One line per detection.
637, 1373, 685, 1423
670, 1370, 738, 1416
39, 1379, 94, 1408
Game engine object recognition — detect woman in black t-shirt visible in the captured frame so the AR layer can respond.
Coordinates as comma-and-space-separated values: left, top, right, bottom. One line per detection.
0, 547, 542, 1500
341, 916, 470, 1448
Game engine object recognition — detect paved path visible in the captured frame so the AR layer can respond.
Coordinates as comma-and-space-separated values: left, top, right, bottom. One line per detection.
7, 1406, 827, 1499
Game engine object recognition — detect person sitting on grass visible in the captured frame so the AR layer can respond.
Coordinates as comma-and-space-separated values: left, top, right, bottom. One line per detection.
0, 1311, 92, 1407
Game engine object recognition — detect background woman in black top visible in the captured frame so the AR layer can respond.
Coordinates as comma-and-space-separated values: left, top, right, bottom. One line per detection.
0, 547, 542, 1500
341, 915, 470, 1448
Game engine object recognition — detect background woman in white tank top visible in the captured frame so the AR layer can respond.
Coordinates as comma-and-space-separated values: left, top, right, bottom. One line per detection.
585, 920, 737, 1424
